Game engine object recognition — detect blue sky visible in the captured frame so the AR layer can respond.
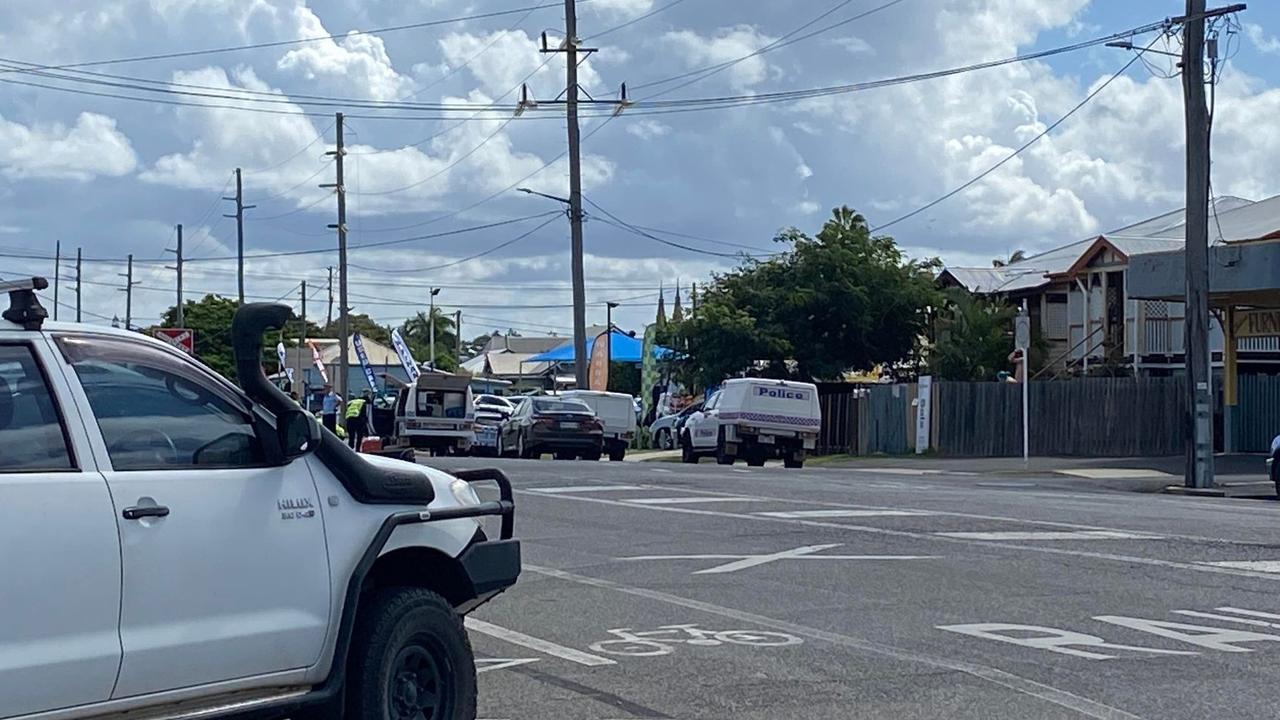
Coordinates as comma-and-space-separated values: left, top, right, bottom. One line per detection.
0, 0, 1277, 336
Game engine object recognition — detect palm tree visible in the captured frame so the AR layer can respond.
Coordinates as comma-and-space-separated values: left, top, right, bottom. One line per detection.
399, 310, 457, 369
992, 249, 1027, 268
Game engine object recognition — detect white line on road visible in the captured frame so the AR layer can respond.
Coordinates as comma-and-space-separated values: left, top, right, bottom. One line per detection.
622, 544, 938, 574
935, 531, 1159, 541
624, 496, 765, 505
475, 658, 539, 673
516, 489, 1280, 583
755, 509, 932, 519
465, 618, 617, 666
526, 564, 1141, 720
1200, 560, 1280, 573
527, 485, 645, 494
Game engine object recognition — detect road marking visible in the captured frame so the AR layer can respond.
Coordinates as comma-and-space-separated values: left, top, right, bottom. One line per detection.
1200, 560, 1280, 573
1057, 468, 1176, 479
475, 658, 539, 673
649, 468, 673, 474
516, 489, 1280, 583
1172, 609, 1280, 629
465, 618, 617, 666
624, 496, 765, 505
526, 485, 645, 494
755, 509, 931, 519
850, 468, 941, 476
527, 564, 1141, 720
934, 531, 1158, 541
622, 543, 937, 575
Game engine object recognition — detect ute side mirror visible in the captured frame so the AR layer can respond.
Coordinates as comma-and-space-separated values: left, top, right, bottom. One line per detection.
277, 407, 321, 462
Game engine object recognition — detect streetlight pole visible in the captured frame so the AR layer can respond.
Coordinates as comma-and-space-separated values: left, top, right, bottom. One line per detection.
606, 301, 619, 332
428, 287, 440, 370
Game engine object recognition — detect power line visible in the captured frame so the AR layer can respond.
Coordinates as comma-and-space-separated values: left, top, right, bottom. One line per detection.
0, 3, 573, 73
349, 214, 560, 272
584, 0, 691, 40
870, 44, 1150, 234
585, 197, 785, 259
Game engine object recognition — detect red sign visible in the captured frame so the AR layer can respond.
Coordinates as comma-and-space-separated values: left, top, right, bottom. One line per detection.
154, 328, 195, 356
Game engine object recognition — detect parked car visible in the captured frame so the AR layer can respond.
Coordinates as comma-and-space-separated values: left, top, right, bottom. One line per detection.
649, 400, 703, 450
681, 378, 821, 468
472, 394, 515, 455
0, 279, 519, 720
561, 390, 637, 461
499, 396, 603, 460
389, 371, 475, 456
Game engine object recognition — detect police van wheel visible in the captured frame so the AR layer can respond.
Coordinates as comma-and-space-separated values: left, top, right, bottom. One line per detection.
783, 450, 805, 469
715, 432, 735, 466
680, 434, 697, 464
347, 588, 477, 720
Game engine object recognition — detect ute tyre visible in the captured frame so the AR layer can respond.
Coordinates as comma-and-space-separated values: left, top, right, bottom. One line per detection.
746, 449, 766, 468
584, 447, 603, 462
783, 451, 805, 469
346, 587, 477, 720
715, 431, 735, 466
608, 446, 626, 462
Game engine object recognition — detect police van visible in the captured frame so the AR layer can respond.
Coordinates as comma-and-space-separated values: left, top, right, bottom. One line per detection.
680, 378, 821, 468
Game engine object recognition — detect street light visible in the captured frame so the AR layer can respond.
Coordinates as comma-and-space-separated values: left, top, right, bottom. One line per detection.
606, 301, 620, 332
428, 287, 441, 371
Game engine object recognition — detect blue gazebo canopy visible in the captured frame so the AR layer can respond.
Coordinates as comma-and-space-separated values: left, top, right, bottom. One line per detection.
529, 329, 669, 364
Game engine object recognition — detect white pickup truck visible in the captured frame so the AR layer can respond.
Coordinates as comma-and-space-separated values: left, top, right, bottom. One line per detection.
681, 378, 821, 468
0, 278, 519, 720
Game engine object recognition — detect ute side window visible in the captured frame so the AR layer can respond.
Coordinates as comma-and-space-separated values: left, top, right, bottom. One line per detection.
58, 336, 267, 471
0, 344, 75, 472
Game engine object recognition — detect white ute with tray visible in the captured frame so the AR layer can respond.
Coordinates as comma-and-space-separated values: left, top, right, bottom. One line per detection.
680, 378, 821, 468
560, 389, 637, 461
0, 278, 520, 720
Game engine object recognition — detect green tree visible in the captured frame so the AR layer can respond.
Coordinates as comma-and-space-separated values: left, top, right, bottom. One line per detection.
662, 207, 941, 387
322, 313, 389, 346
928, 289, 1015, 381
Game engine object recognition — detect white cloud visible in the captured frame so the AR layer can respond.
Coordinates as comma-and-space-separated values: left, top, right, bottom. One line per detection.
662, 25, 778, 91
626, 120, 671, 140
585, 0, 654, 20
827, 35, 873, 55
276, 5, 412, 101
0, 112, 137, 181
437, 29, 604, 99
1245, 22, 1280, 54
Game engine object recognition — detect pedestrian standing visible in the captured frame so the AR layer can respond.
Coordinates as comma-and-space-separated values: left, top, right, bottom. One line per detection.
345, 391, 371, 450
321, 383, 339, 435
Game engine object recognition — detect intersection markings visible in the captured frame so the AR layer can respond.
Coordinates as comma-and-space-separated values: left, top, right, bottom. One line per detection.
1200, 560, 1280, 573
935, 530, 1159, 541
755, 509, 933, 519
527, 485, 645, 494
466, 618, 617, 666
624, 496, 766, 505
621, 543, 938, 574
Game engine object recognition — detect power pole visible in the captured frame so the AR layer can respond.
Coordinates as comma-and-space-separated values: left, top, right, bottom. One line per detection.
223, 167, 255, 305
167, 224, 184, 327
1182, 0, 1213, 489
455, 310, 463, 364
428, 287, 440, 370
300, 280, 308, 407
75, 248, 82, 322
322, 113, 349, 399
542, 0, 591, 389
118, 254, 139, 330
327, 266, 334, 329
52, 241, 60, 320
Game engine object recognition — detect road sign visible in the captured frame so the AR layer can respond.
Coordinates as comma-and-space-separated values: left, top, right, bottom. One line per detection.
154, 328, 194, 355
1015, 312, 1031, 350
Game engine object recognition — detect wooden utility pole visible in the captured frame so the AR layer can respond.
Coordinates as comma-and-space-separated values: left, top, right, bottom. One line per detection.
75, 248, 82, 322
52, 241, 60, 320
118, 254, 139, 330
223, 168, 254, 305
1182, 0, 1213, 489
322, 114, 349, 399
300, 280, 308, 406
327, 266, 334, 329
455, 310, 463, 364
167, 224, 184, 327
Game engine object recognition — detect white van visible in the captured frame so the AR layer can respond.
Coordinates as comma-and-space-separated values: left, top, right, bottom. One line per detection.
681, 378, 820, 468
561, 389, 638, 461
390, 371, 475, 455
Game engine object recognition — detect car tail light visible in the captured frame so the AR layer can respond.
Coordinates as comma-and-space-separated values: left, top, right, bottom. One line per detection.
534, 417, 554, 428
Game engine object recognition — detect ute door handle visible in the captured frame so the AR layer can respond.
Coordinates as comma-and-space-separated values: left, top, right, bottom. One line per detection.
122, 505, 170, 520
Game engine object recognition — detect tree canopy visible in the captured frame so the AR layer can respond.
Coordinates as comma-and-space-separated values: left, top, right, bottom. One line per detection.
927, 289, 1015, 381
661, 207, 941, 387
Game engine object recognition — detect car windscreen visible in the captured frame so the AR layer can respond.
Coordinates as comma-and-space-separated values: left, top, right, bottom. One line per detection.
532, 399, 591, 414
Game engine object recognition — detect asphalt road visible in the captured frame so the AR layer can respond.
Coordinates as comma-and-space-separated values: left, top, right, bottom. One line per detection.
430, 456, 1280, 719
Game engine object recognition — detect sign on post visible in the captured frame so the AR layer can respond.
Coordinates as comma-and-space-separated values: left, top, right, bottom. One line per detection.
915, 375, 932, 454
154, 328, 194, 356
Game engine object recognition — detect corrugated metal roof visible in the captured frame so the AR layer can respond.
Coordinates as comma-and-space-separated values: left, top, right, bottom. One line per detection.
1138, 193, 1280, 243
940, 267, 1010, 293
1108, 195, 1255, 236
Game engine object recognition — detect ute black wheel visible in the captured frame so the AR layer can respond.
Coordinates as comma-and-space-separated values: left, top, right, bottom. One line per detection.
745, 449, 766, 467
346, 588, 476, 720
583, 447, 603, 461
608, 446, 626, 462
783, 450, 805, 469
715, 430, 735, 466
